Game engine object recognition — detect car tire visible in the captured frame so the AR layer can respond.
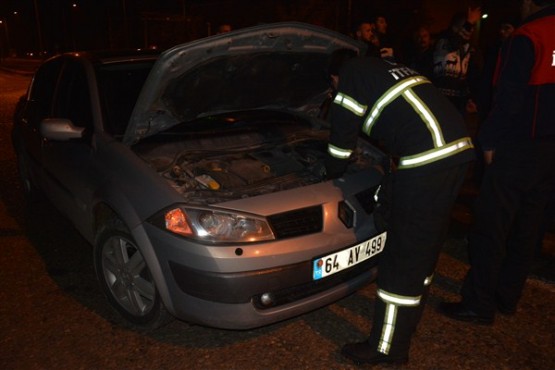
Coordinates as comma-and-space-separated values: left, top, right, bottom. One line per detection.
94, 218, 173, 330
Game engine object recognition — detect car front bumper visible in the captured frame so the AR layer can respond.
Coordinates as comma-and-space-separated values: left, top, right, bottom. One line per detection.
137, 222, 380, 329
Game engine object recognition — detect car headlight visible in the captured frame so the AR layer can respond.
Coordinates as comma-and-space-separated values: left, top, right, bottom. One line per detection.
153, 206, 275, 243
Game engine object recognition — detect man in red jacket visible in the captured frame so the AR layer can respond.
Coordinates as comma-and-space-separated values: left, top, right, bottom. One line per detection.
440, 0, 555, 323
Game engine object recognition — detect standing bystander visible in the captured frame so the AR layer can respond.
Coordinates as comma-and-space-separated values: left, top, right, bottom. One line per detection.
354, 20, 381, 57
439, 0, 555, 323
372, 15, 390, 46
472, 17, 517, 184
354, 19, 394, 60
217, 23, 233, 34
371, 14, 395, 58
475, 18, 517, 120
431, 7, 482, 115
406, 25, 435, 79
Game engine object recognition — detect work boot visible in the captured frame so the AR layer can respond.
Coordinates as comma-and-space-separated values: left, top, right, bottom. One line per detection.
495, 294, 517, 315
341, 341, 409, 366
438, 301, 494, 325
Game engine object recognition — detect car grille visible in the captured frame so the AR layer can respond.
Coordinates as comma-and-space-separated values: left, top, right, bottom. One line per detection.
267, 205, 323, 239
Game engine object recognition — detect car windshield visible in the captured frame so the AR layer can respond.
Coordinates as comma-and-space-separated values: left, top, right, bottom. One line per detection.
97, 60, 156, 137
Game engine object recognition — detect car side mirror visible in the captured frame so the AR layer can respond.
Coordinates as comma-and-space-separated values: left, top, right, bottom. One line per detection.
39, 118, 85, 141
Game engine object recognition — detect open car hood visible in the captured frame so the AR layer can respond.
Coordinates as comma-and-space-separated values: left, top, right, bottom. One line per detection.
124, 22, 363, 145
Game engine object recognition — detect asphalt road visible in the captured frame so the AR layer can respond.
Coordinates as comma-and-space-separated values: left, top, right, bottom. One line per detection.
0, 70, 553, 370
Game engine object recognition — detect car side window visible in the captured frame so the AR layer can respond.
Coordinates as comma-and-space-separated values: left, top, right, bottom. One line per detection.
53, 60, 93, 129
28, 58, 64, 126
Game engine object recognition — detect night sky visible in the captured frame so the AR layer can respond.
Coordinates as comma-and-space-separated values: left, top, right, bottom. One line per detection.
0, 0, 522, 57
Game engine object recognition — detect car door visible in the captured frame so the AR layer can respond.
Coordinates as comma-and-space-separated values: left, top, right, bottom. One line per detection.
39, 58, 99, 234
14, 58, 64, 188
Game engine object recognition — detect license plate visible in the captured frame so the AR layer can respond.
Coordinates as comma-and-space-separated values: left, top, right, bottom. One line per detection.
313, 232, 387, 280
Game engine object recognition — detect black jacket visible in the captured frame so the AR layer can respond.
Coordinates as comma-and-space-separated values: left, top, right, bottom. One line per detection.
327, 57, 474, 178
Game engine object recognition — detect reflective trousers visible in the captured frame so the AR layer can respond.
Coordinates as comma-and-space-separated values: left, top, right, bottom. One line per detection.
368, 163, 468, 356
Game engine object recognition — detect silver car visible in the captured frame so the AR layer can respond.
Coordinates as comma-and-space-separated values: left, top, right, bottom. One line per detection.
12, 22, 386, 330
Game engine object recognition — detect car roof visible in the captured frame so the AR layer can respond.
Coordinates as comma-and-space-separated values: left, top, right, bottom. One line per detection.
46, 49, 161, 66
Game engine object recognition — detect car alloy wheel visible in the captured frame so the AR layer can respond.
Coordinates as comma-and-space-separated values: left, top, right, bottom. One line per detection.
94, 219, 171, 329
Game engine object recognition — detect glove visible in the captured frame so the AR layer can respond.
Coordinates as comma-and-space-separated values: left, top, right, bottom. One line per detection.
325, 155, 348, 180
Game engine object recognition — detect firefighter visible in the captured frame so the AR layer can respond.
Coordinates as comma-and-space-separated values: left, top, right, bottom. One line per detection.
325, 53, 475, 365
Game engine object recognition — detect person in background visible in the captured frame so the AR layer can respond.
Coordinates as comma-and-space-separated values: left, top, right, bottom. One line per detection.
472, 17, 517, 185
431, 7, 482, 115
535, 197, 555, 258
475, 18, 517, 120
354, 20, 394, 59
406, 25, 435, 79
439, 0, 555, 324
371, 16, 391, 47
354, 20, 376, 45
325, 50, 474, 366
354, 20, 380, 57
372, 14, 396, 60
217, 23, 233, 34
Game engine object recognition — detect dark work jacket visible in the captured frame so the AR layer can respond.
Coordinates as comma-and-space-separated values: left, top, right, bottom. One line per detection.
327, 57, 475, 178
479, 5, 555, 150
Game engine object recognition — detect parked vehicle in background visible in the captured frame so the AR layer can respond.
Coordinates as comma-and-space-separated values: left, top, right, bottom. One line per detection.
11, 22, 386, 330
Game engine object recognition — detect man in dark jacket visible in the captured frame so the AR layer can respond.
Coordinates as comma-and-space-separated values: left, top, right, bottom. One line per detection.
326, 54, 474, 365
440, 0, 555, 324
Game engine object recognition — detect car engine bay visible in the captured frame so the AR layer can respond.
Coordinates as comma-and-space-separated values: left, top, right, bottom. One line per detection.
132, 111, 384, 204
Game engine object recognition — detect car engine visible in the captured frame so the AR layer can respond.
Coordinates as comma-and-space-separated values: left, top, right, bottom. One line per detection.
133, 113, 384, 205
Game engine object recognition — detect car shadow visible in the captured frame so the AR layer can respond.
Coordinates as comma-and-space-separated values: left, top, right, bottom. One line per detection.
14, 193, 286, 342
0, 155, 285, 344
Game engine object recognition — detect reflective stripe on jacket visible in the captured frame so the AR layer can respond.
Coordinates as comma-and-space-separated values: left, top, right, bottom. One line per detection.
327, 57, 474, 172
